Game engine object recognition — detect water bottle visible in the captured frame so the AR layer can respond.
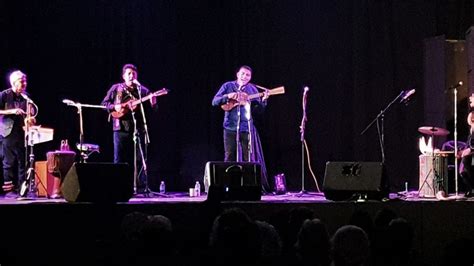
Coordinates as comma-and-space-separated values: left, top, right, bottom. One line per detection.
194, 181, 201, 197
159, 181, 166, 194
64, 139, 70, 151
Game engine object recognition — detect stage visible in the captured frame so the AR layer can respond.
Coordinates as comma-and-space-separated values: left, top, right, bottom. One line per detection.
0, 191, 472, 266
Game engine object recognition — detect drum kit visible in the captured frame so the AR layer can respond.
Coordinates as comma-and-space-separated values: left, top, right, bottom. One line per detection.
417, 126, 452, 198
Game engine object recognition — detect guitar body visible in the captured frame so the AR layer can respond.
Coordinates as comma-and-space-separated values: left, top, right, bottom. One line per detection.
110, 88, 168, 118
110, 105, 137, 119
221, 99, 247, 112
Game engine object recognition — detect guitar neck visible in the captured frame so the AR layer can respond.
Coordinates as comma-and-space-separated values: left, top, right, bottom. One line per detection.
247, 92, 264, 100
129, 94, 154, 106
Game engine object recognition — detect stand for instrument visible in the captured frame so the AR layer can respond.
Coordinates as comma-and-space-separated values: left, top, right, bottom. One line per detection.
418, 131, 438, 196
298, 89, 309, 196
129, 87, 150, 197
63, 101, 106, 163
131, 86, 169, 198
361, 91, 405, 164
452, 88, 460, 197
235, 87, 243, 162
359, 91, 406, 200
246, 103, 253, 162
295, 87, 322, 197
20, 101, 46, 198
20, 132, 46, 198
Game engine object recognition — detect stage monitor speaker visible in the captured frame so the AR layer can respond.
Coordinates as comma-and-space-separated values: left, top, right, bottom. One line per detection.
323, 161, 388, 201
206, 161, 262, 201
61, 162, 133, 203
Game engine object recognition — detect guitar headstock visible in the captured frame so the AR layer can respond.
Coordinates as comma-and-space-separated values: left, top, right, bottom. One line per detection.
154, 88, 169, 96
270, 86, 285, 95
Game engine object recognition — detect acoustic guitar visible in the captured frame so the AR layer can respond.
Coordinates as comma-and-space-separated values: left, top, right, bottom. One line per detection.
111, 88, 168, 118
220, 86, 285, 111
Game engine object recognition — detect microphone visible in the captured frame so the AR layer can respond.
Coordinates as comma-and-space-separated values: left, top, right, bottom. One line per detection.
20, 93, 34, 103
303, 86, 309, 105
448, 81, 463, 90
133, 79, 141, 86
400, 89, 416, 103
62, 99, 75, 105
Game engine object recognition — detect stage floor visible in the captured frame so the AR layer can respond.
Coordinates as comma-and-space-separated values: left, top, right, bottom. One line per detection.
0, 190, 472, 204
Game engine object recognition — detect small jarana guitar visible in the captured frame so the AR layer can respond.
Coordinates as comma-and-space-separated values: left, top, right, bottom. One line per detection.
111, 88, 168, 118
220, 86, 285, 111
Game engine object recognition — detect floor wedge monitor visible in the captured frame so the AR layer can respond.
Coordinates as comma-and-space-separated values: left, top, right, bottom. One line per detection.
61, 162, 133, 203
206, 161, 262, 201
323, 161, 387, 201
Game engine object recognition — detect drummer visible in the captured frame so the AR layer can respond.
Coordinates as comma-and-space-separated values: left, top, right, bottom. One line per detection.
459, 94, 474, 197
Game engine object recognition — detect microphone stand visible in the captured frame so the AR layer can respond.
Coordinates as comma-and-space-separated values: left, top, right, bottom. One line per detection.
64, 101, 106, 162
246, 103, 253, 162
360, 91, 405, 164
235, 85, 242, 162
135, 85, 154, 197
453, 88, 459, 197
299, 89, 308, 195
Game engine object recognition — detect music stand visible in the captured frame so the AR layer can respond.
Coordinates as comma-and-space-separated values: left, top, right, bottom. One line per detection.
20, 126, 54, 198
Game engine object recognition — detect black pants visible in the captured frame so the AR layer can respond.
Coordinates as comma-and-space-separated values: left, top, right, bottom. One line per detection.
113, 131, 147, 188
2, 134, 25, 190
223, 129, 250, 162
461, 154, 474, 192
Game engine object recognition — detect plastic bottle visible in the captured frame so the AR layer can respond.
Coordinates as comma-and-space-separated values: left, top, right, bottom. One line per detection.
64, 140, 70, 151
159, 181, 166, 194
194, 181, 201, 197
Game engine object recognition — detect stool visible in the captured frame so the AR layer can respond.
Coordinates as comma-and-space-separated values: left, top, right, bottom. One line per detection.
47, 151, 76, 198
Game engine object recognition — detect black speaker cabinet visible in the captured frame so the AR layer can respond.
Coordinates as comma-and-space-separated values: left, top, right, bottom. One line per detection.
206, 161, 262, 201
323, 161, 388, 201
61, 162, 133, 203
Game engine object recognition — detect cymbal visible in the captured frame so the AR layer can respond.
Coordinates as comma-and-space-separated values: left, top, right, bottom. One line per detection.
418, 126, 450, 136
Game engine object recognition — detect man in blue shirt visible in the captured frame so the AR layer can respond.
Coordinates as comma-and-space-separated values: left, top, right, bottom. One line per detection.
212, 65, 269, 162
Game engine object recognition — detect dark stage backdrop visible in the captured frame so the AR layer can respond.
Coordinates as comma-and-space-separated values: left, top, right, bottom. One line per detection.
1, 0, 474, 192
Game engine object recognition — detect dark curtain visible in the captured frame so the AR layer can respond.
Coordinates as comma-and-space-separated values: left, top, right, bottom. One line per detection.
1, 0, 474, 192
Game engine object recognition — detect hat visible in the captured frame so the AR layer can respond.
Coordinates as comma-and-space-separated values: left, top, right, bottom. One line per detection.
9, 70, 26, 86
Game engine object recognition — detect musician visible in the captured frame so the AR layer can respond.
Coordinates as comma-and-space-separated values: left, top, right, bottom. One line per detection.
101, 64, 157, 190
0, 70, 34, 198
212, 65, 269, 161
460, 94, 474, 197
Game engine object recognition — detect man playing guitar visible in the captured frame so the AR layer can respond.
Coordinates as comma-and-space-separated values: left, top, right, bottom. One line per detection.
212, 65, 269, 162
101, 64, 158, 193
